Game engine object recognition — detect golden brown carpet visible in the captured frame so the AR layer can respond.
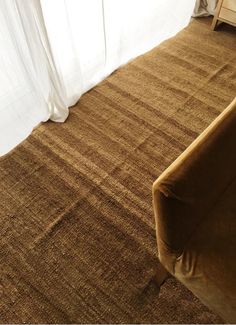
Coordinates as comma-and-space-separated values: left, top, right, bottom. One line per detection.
1, 18, 236, 324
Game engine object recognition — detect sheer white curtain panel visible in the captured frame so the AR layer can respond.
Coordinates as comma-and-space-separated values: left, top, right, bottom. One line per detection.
0, 0, 68, 156
0, 0, 196, 156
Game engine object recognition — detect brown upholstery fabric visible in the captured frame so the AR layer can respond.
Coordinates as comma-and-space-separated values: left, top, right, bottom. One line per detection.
153, 98, 236, 322
1, 18, 235, 323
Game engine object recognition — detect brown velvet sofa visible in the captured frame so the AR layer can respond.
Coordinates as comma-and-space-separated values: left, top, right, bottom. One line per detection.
152, 97, 236, 323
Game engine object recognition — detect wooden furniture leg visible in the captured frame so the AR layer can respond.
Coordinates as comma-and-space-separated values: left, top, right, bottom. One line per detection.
211, 0, 224, 30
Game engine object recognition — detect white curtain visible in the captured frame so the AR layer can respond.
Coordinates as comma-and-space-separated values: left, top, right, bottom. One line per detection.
0, 0, 68, 156
193, 0, 218, 17
0, 0, 196, 156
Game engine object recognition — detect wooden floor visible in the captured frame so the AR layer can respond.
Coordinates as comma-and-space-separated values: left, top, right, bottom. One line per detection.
0, 18, 235, 323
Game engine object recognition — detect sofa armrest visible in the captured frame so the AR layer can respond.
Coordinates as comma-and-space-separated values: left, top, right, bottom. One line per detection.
153, 97, 236, 273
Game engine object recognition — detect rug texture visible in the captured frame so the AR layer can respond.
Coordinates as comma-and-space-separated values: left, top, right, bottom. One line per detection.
1, 18, 236, 324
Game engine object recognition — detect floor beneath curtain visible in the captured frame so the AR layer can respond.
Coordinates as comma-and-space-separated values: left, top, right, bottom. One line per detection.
1, 18, 236, 324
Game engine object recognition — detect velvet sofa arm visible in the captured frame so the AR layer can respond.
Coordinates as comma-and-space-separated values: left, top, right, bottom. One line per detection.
152, 97, 236, 273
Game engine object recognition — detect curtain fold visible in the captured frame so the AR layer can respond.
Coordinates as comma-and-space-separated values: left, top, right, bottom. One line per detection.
193, 0, 218, 17
0, 0, 196, 156
19, 0, 69, 122
0, 0, 68, 156
41, 0, 106, 102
